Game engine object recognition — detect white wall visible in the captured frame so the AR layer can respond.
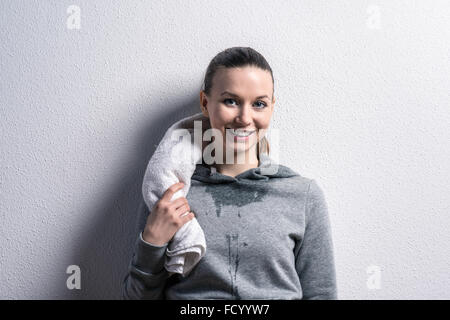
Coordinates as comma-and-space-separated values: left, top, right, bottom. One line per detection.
1, 0, 449, 299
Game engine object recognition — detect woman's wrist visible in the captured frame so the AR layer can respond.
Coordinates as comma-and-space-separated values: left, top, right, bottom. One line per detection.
142, 229, 166, 246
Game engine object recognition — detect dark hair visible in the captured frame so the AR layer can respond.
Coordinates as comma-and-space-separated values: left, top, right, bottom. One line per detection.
201, 47, 274, 156
202, 47, 274, 98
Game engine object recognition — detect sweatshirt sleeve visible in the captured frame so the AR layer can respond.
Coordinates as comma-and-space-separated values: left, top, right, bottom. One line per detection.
122, 230, 171, 300
295, 179, 338, 300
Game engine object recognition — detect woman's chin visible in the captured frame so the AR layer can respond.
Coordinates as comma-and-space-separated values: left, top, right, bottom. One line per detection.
225, 144, 258, 157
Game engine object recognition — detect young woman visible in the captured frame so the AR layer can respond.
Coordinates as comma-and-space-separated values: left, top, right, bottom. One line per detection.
123, 47, 337, 300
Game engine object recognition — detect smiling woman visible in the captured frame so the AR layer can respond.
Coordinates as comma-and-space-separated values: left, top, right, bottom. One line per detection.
198, 49, 276, 178
123, 47, 338, 300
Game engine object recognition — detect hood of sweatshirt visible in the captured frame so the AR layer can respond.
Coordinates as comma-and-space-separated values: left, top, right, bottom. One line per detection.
191, 153, 299, 184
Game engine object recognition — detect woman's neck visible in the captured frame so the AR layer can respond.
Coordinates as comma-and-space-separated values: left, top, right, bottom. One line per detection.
212, 147, 260, 178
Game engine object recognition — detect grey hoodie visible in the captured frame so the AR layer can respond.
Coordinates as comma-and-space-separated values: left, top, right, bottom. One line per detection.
122, 153, 338, 300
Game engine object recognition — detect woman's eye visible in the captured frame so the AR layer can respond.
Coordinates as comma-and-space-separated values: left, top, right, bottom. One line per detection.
223, 98, 237, 106
254, 101, 267, 108
223, 98, 266, 108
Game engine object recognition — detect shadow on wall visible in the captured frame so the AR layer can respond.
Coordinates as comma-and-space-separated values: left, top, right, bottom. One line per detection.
55, 94, 201, 299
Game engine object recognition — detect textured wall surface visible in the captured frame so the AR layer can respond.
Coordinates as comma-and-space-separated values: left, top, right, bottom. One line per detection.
1, 0, 449, 299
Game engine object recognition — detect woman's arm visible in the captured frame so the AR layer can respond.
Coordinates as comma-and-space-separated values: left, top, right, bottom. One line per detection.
122, 231, 170, 300
294, 179, 338, 300
122, 199, 170, 300
123, 183, 194, 299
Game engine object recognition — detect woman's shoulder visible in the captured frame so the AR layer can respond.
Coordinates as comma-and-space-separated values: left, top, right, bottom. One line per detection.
273, 163, 328, 198
267, 163, 313, 194
262, 154, 314, 185
273, 163, 312, 182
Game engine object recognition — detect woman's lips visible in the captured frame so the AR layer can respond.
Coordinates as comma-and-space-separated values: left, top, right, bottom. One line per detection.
228, 130, 254, 141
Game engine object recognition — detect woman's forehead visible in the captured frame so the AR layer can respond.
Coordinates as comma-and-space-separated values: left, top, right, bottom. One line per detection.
212, 67, 273, 95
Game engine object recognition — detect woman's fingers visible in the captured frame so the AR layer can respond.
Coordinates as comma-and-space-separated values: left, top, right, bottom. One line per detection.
175, 203, 191, 216
171, 197, 188, 210
162, 182, 184, 202
180, 211, 195, 222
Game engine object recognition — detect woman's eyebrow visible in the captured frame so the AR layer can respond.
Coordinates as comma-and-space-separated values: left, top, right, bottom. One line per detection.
220, 91, 270, 100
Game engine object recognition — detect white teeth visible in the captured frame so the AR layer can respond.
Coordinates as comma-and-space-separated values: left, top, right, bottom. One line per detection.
228, 129, 254, 137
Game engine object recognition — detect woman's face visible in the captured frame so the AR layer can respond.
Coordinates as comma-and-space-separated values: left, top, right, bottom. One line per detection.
200, 66, 275, 162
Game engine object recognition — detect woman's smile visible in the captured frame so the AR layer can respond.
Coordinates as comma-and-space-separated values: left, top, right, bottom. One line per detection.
228, 130, 254, 141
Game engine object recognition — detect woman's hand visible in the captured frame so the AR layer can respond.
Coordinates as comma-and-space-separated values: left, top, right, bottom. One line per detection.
142, 182, 195, 246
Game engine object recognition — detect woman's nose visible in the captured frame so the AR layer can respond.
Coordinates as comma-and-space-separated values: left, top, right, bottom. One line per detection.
235, 104, 253, 125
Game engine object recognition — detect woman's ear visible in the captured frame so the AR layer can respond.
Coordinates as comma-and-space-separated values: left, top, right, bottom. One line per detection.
201, 105, 209, 118
199, 91, 209, 118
